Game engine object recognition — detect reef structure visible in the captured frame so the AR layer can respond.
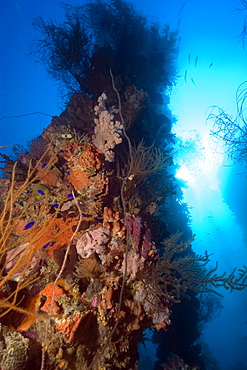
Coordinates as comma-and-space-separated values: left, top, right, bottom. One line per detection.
1, 83, 247, 370
0, 90, 174, 370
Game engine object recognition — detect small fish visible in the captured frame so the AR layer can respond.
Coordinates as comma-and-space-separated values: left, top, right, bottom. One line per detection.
42, 242, 50, 249
81, 213, 87, 217
195, 56, 198, 68
68, 194, 73, 198
33, 185, 49, 199
60, 150, 65, 153
52, 203, 59, 208
66, 171, 70, 175
177, 1, 186, 16
188, 53, 191, 64
24, 221, 35, 230
94, 217, 99, 223
42, 241, 55, 249
61, 134, 72, 139
191, 78, 196, 86
41, 163, 47, 169
209, 62, 213, 68
184, 70, 187, 83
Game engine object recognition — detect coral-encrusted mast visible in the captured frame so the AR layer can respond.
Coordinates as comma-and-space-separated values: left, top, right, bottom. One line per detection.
0, 91, 171, 370
0, 89, 246, 370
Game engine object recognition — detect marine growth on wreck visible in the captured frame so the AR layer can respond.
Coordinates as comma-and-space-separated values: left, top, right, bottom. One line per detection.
0, 1, 247, 370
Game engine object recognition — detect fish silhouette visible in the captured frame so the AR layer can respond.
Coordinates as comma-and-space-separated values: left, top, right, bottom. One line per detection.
191, 78, 196, 86
195, 56, 198, 68
184, 70, 187, 83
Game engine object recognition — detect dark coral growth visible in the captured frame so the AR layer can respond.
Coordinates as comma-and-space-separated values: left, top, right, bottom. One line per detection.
32, 0, 178, 103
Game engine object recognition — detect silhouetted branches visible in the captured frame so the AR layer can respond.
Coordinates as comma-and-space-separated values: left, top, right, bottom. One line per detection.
208, 81, 247, 164
32, 11, 91, 92
31, 0, 178, 99
234, 0, 247, 48
140, 233, 247, 304
198, 293, 223, 324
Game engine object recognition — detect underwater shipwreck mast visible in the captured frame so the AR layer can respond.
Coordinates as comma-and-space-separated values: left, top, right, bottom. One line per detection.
0, 1, 247, 369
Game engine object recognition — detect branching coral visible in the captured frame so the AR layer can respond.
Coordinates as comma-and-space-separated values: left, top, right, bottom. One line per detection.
123, 139, 172, 199
139, 233, 247, 305
208, 81, 247, 164
0, 145, 63, 319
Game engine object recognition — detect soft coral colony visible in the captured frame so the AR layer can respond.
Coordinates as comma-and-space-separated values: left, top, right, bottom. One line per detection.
1, 2, 247, 370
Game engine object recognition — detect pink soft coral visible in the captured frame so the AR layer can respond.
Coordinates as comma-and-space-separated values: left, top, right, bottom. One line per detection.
92, 93, 123, 162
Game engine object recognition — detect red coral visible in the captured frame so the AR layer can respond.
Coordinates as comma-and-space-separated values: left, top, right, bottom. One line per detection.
36, 163, 63, 187
80, 144, 102, 170
64, 142, 102, 172
30, 217, 80, 257
63, 142, 103, 191
67, 168, 91, 191
41, 283, 66, 315
55, 313, 84, 343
